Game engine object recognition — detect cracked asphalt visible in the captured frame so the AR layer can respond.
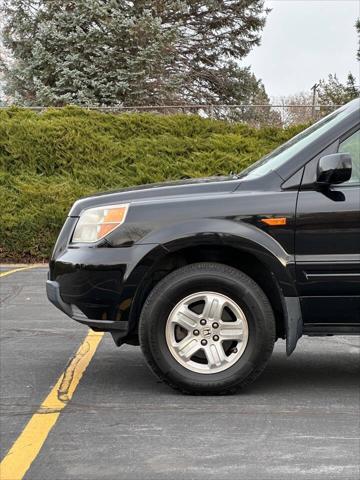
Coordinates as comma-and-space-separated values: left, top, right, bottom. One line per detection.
1, 267, 359, 480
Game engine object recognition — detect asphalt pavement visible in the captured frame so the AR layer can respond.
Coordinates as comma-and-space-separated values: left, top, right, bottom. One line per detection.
0, 267, 359, 480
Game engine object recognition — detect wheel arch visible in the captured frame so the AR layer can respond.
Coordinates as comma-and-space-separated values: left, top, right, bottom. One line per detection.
125, 233, 299, 348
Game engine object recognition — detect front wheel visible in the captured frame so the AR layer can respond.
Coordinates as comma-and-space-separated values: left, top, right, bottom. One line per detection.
139, 262, 275, 394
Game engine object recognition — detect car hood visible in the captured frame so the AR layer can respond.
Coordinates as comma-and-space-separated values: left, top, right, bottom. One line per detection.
69, 175, 240, 216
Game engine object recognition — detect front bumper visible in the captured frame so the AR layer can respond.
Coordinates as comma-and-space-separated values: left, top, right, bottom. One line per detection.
46, 279, 128, 333
47, 241, 165, 343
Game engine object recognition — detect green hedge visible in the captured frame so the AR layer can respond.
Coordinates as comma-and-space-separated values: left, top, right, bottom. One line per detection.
0, 107, 306, 261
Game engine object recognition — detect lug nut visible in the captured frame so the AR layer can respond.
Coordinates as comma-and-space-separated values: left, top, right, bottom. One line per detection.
212, 322, 219, 329
213, 335, 219, 341
201, 339, 208, 346
200, 319, 207, 325
193, 329, 200, 336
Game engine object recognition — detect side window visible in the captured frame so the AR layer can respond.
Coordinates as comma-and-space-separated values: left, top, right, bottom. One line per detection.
338, 130, 360, 184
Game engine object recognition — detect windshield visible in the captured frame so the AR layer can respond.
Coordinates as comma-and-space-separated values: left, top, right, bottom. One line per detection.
238, 104, 353, 179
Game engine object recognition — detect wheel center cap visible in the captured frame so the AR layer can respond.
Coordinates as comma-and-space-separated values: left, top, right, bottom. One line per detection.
201, 327, 212, 338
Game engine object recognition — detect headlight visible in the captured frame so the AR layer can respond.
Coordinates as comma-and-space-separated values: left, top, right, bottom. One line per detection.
72, 204, 129, 243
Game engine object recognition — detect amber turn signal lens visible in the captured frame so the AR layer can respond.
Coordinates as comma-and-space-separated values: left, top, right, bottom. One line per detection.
97, 207, 127, 238
102, 208, 127, 223
261, 217, 287, 226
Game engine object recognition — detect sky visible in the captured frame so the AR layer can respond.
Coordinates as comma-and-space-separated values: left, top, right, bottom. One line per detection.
244, 0, 360, 99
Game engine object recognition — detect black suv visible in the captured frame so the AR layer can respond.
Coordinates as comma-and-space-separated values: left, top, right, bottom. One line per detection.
47, 99, 360, 394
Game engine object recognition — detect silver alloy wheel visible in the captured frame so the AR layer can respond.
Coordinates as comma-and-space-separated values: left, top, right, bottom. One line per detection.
165, 291, 249, 374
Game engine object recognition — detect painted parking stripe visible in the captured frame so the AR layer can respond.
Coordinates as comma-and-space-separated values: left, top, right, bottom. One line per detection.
0, 266, 43, 278
0, 330, 104, 480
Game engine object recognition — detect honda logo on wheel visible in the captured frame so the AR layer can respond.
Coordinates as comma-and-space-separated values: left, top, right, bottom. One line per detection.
202, 327, 212, 338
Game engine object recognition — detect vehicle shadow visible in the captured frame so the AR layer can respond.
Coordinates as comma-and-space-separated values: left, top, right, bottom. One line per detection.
254, 350, 359, 395
82, 337, 360, 400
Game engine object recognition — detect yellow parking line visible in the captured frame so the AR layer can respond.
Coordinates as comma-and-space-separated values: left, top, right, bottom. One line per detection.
0, 330, 104, 480
0, 266, 42, 278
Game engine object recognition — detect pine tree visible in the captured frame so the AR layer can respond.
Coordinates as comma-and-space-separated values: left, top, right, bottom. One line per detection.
0, 0, 269, 107
317, 73, 359, 108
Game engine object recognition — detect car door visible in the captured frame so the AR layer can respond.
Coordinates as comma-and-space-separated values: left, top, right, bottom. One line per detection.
295, 128, 360, 333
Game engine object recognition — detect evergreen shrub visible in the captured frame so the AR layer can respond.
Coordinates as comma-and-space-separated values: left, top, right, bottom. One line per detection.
0, 107, 306, 261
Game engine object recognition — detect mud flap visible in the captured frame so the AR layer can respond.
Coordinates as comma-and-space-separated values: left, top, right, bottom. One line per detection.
284, 297, 303, 355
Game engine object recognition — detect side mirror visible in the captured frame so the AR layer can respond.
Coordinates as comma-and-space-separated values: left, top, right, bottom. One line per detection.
317, 153, 352, 186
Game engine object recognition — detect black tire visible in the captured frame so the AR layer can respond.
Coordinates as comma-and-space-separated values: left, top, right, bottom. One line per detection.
139, 262, 275, 395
